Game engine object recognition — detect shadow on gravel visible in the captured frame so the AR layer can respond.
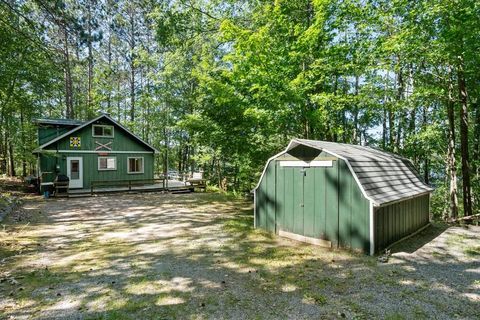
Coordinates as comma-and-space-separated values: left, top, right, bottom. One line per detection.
389, 222, 449, 254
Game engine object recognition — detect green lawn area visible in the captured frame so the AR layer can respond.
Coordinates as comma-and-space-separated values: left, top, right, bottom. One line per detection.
0, 193, 478, 319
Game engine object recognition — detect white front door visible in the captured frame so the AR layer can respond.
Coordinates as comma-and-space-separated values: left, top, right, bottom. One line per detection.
67, 157, 83, 189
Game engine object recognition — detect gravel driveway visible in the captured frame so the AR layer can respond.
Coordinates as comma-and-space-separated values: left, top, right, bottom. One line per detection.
0, 193, 478, 319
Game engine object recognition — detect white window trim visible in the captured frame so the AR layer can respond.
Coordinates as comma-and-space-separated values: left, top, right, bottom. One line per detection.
98, 156, 117, 171
92, 124, 114, 138
127, 157, 144, 174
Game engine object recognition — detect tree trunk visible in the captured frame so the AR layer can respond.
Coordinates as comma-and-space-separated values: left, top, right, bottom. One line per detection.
353, 75, 359, 144
8, 138, 15, 177
457, 59, 472, 216
62, 22, 74, 119
382, 108, 387, 149
20, 107, 26, 177
87, 0, 93, 115
129, 7, 136, 122
422, 107, 428, 184
447, 73, 459, 219
472, 101, 480, 177
394, 63, 404, 152
388, 109, 395, 149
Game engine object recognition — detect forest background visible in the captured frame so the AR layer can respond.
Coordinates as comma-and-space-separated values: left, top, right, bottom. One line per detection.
1, 0, 479, 219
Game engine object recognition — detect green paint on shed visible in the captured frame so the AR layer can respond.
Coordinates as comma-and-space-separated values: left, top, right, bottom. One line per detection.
254, 139, 433, 255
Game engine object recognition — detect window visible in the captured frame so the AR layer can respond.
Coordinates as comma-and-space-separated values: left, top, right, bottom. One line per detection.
92, 125, 114, 138
128, 157, 144, 174
98, 156, 116, 171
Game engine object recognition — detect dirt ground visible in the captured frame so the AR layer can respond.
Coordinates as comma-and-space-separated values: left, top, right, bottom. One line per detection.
0, 193, 478, 319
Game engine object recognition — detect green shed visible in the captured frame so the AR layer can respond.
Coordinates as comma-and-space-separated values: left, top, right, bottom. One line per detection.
254, 139, 433, 255
33, 113, 158, 192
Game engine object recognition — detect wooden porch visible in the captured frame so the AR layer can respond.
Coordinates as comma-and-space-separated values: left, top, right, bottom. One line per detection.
63, 178, 206, 197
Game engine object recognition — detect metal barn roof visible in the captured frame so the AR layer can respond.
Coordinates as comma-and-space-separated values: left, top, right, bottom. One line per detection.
287, 139, 433, 206
34, 118, 85, 126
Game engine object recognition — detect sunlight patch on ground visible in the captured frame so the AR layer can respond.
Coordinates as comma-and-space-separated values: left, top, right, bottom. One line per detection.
281, 283, 297, 292
156, 296, 185, 306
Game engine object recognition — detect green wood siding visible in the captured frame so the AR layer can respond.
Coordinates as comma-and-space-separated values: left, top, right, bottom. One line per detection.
45, 119, 151, 152
38, 118, 155, 189
39, 153, 154, 188
255, 161, 276, 232
374, 194, 430, 252
38, 127, 71, 145
256, 154, 371, 252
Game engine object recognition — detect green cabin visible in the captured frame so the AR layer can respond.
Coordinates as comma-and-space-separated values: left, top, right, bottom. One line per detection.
33, 114, 158, 192
254, 139, 433, 255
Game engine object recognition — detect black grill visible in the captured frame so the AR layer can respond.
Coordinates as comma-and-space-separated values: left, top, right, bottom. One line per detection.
54, 174, 70, 183
53, 175, 70, 194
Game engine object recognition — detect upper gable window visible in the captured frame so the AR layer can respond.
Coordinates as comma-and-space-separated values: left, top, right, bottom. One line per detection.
92, 125, 114, 138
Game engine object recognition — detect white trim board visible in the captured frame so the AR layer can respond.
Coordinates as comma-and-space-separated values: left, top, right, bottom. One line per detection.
42, 150, 154, 154
279, 230, 331, 248
278, 160, 333, 167
369, 201, 375, 255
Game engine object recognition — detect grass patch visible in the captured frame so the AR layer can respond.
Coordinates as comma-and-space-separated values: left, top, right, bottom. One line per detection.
464, 246, 480, 256
303, 292, 328, 305
385, 312, 406, 320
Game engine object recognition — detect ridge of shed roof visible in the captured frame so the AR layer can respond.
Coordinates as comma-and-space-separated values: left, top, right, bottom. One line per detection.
288, 139, 433, 206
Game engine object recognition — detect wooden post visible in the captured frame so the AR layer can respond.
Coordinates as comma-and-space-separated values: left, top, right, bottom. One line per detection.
129, 180, 132, 191
91, 183, 94, 196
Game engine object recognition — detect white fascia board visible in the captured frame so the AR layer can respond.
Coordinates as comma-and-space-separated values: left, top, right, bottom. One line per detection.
37, 150, 154, 154
279, 160, 333, 167
253, 150, 287, 192
369, 201, 375, 255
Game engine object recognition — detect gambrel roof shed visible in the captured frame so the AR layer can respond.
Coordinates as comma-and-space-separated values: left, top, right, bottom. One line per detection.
288, 139, 433, 206
254, 139, 433, 255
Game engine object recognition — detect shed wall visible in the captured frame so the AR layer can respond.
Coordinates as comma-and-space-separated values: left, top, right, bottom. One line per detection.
374, 194, 430, 252
255, 152, 370, 252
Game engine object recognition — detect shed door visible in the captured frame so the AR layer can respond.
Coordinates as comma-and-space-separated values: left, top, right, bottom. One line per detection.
278, 166, 305, 235
276, 161, 339, 247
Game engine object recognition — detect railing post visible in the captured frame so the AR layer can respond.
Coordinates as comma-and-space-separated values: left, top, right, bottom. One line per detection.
91, 183, 94, 196
129, 180, 132, 191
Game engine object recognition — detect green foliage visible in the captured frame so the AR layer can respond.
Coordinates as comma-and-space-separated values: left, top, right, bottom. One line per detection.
1, 0, 480, 217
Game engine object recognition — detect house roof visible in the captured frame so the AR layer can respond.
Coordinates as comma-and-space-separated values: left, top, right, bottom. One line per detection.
33, 114, 159, 154
34, 118, 85, 126
287, 139, 433, 206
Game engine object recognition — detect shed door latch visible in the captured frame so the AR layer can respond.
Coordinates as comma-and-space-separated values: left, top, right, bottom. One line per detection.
300, 204, 304, 207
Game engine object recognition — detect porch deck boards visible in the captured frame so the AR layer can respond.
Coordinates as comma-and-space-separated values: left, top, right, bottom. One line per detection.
67, 180, 191, 196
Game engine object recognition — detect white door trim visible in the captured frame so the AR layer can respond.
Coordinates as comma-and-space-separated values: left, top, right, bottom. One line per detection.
67, 157, 83, 189
278, 160, 333, 167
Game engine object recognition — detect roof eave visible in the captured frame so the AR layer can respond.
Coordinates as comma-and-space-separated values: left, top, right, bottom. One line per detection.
374, 190, 433, 207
